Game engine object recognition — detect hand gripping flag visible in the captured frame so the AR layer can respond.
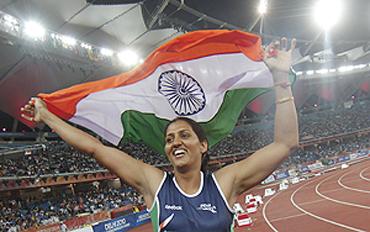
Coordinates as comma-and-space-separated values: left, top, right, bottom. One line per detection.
39, 30, 275, 155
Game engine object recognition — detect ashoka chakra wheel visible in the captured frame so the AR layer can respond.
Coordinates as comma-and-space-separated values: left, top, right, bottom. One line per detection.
158, 70, 206, 116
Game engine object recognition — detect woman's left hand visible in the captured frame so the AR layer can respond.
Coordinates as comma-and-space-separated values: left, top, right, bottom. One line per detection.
263, 37, 296, 75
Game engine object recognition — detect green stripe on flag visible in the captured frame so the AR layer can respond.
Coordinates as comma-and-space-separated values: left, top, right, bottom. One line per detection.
120, 70, 296, 155
120, 87, 269, 155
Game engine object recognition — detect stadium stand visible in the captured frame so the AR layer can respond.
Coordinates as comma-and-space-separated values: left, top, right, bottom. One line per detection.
0, 96, 369, 230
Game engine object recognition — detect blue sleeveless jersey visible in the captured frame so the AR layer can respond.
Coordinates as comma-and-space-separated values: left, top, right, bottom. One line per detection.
149, 172, 235, 232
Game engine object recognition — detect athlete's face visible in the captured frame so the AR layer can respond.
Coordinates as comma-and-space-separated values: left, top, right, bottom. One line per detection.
164, 120, 208, 171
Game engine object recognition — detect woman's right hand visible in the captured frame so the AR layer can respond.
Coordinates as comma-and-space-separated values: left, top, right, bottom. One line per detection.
21, 97, 47, 123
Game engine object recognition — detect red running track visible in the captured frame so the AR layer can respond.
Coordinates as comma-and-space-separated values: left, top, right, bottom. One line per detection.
129, 159, 370, 232
259, 159, 370, 232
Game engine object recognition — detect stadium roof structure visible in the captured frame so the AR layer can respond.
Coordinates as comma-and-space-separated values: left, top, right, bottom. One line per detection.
1, 0, 369, 64
0, 0, 369, 133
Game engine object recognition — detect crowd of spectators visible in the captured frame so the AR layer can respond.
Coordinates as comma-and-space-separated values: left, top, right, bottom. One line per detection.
211, 99, 370, 157
0, 142, 104, 177
282, 135, 370, 169
0, 98, 369, 231
0, 182, 142, 231
299, 100, 369, 139
1, 133, 368, 231
119, 142, 168, 166
1, 99, 369, 177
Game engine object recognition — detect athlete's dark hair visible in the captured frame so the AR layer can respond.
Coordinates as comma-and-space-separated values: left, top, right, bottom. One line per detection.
164, 117, 209, 173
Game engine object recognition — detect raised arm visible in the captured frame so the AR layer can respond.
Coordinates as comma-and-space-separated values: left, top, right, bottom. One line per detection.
21, 98, 163, 206
216, 38, 299, 203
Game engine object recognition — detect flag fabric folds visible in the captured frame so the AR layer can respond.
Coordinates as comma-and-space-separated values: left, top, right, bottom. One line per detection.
39, 30, 274, 154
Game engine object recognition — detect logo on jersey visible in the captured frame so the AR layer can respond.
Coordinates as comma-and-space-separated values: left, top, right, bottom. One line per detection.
197, 203, 217, 214
160, 213, 174, 230
165, 204, 183, 211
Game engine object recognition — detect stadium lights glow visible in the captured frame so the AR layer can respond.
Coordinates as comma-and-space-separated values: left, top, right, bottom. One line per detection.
51, 33, 64, 40
60, 35, 77, 46
338, 65, 354, 73
258, 0, 268, 15
118, 49, 139, 66
139, 58, 144, 64
100, 48, 113, 56
313, 0, 343, 30
23, 21, 46, 40
299, 63, 370, 77
80, 42, 92, 50
354, 64, 366, 69
3, 14, 18, 28
316, 69, 329, 74
306, 70, 314, 75
296, 71, 303, 75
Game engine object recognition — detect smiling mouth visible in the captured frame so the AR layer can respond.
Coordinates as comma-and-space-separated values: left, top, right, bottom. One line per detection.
173, 149, 186, 158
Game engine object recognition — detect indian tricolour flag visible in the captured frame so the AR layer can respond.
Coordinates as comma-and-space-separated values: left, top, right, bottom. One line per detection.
38, 30, 275, 154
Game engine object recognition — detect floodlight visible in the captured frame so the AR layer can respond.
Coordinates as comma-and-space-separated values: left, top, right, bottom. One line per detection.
258, 0, 268, 15
316, 69, 328, 74
338, 65, 354, 72
81, 42, 92, 50
118, 49, 139, 66
306, 70, 314, 75
101, 48, 113, 56
61, 35, 77, 46
3, 14, 18, 28
24, 21, 45, 40
314, 0, 343, 30
354, 64, 366, 69
296, 71, 303, 75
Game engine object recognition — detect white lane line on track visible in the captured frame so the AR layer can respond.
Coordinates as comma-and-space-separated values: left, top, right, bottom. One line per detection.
307, 177, 364, 195
269, 213, 306, 222
316, 174, 370, 209
299, 198, 326, 205
338, 172, 370, 194
359, 167, 370, 182
262, 190, 281, 232
290, 179, 366, 232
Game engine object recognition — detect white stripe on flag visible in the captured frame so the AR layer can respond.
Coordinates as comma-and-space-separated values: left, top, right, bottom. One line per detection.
70, 53, 272, 144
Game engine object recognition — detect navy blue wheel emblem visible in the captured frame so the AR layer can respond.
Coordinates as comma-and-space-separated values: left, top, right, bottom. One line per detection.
158, 70, 206, 116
